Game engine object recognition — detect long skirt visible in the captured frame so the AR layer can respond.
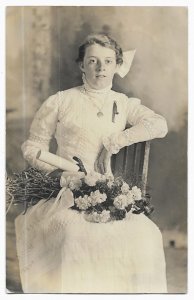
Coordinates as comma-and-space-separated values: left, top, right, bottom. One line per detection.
15, 192, 167, 293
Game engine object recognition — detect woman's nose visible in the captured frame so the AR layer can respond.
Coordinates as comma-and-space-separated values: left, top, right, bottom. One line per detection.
96, 61, 105, 72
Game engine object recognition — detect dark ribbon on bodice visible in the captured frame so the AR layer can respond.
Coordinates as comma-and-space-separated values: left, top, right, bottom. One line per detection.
112, 101, 119, 122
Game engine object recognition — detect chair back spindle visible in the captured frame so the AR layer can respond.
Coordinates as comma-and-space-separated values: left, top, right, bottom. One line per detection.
111, 141, 151, 197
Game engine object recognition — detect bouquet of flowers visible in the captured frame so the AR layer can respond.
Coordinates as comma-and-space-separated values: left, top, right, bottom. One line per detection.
61, 171, 153, 222
6, 167, 153, 222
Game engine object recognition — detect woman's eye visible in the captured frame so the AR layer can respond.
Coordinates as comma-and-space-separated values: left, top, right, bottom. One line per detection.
105, 59, 113, 64
88, 59, 97, 64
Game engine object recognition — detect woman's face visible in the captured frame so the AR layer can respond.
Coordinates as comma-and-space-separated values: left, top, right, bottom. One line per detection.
79, 44, 118, 90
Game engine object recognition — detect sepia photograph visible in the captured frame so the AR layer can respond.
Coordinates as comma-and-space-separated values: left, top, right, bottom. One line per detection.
5, 5, 187, 294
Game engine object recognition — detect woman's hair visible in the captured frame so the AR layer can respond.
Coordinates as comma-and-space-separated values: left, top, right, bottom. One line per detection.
76, 33, 123, 65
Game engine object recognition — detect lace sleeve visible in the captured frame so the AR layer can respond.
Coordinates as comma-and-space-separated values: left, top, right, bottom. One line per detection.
21, 92, 61, 172
103, 97, 168, 154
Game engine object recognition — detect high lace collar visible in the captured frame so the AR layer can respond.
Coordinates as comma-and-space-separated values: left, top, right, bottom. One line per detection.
81, 75, 112, 99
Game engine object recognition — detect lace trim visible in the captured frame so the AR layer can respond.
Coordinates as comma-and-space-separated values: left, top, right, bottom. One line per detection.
140, 120, 154, 139
122, 129, 136, 141
25, 152, 35, 162
29, 133, 51, 144
82, 75, 112, 94
102, 135, 121, 155
103, 130, 136, 155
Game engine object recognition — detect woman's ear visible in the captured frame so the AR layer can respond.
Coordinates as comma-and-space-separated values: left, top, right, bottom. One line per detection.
79, 61, 85, 73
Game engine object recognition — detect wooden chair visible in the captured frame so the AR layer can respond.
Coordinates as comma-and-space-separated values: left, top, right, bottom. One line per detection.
111, 141, 151, 198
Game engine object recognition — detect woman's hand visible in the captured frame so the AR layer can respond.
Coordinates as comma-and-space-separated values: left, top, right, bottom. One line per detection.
94, 146, 111, 174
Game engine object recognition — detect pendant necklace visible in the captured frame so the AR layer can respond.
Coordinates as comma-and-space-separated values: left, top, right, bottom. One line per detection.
91, 100, 106, 118
91, 99, 106, 118
83, 87, 109, 118
97, 111, 104, 118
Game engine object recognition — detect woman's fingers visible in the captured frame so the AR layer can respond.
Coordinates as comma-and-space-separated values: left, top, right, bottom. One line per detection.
100, 162, 105, 174
94, 147, 102, 173
94, 147, 111, 174
98, 149, 105, 174
99, 148, 110, 174
94, 159, 99, 172
104, 152, 111, 174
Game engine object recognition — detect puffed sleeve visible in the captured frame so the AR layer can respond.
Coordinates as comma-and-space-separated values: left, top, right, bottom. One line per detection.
103, 97, 168, 154
21, 92, 60, 172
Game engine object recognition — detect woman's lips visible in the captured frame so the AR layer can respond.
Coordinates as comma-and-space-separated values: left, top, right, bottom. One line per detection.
96, 74, 106, 78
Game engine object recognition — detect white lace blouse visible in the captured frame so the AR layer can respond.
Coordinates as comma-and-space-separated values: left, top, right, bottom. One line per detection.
21, 84, 168, 173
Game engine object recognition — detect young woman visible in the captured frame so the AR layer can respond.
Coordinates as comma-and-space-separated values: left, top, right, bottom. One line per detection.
15, 33, 168, 293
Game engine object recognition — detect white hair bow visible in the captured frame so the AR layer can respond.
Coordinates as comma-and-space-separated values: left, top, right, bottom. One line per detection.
116, 49, 136, 78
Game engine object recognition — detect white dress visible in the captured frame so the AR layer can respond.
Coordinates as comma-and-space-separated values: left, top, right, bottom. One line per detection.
15, 83, 168, 293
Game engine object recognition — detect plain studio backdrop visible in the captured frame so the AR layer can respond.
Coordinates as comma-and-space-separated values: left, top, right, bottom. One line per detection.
6, 6, 187, 293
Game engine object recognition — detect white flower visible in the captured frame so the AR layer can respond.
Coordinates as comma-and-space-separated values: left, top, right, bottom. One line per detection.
85, 210, 111, 223
60, 172, 84, 190
84, 172, 101, 186
105, 174, 114, 181
113, 194, 128, 210
131, 203, 142, 213
131, 204, 136, 212
131, 186, 142, 201
121, 182, 130, 194
107, 181, 114, 188
75, 195, 91, 210
99, 174, 107, 181
100, 210, 111, 222
89, 190, 107, 206
92, 212, 101, 222
60, 176, 69, 188
106, 175, 115, 188
126, 190, 134, 205
68, 178, 82, 191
